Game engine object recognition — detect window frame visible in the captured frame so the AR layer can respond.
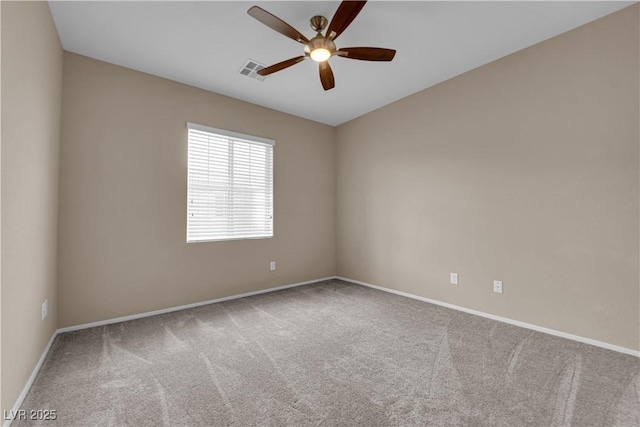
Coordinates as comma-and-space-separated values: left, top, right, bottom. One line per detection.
186, 122, 274, 243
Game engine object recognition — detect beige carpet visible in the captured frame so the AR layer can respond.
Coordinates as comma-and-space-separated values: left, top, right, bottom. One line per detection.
15, 279, 639, 426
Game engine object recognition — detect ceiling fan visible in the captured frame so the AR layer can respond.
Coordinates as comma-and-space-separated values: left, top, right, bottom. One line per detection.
247, 1, 396, 91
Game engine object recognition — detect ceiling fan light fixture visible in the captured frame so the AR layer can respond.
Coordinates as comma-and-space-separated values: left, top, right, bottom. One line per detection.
310, 48, 331, 62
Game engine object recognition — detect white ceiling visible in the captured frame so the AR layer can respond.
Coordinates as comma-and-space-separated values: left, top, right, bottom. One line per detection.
49, 1, 633, 126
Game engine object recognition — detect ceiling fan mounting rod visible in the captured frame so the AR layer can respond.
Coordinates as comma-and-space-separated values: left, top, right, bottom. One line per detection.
310, 15, 328, 33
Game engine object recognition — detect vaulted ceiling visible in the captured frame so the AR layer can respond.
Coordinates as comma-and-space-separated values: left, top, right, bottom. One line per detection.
49, 1, 633, 126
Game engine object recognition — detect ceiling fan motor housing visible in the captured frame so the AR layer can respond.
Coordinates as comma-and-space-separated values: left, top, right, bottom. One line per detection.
304, 34, 336, 57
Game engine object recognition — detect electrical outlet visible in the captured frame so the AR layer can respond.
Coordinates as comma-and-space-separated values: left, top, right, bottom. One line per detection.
450, 273, 459, 285
269, 261, 276, 271
42, 299, 48, 320
493, 280, 503, 294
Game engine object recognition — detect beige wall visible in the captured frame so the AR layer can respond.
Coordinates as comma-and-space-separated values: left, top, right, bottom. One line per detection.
336, 5, 639, 351
58, 53, 336, 327
1, 1, 63, 413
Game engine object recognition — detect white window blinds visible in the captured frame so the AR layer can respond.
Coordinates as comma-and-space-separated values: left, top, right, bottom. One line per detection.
187, 122, 274, 242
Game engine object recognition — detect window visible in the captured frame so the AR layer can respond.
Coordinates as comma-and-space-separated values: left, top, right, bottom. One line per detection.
186, 122, 274, 242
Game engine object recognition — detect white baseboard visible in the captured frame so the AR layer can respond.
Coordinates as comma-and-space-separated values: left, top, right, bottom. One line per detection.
3, 331, 58, 427
337, 276, 640, 358
57, 276, 335, 333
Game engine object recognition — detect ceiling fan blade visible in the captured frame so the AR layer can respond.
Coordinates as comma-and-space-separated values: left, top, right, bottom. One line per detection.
258, 56, 306, 76
248, 6, 309, 44
325, 1, 367, 41
319, 61, 335, 91
336, 47, 396, 61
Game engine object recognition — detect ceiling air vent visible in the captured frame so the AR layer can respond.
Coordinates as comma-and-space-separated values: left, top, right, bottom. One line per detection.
239, 60, 268, 81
